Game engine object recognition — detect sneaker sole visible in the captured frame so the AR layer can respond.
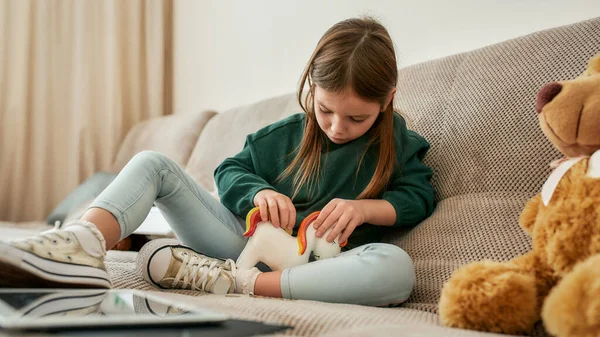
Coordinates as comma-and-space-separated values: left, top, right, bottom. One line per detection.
136, 238, 181, 289
0, 242, 111, 288
21, 291, 106, 317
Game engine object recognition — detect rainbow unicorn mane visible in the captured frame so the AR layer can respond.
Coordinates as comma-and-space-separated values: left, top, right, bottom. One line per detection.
296, 212, 348, 255
244, 207, 262, 237
245, 207, 348, 255
297, 212, 320, 255
236, 207, 350, 271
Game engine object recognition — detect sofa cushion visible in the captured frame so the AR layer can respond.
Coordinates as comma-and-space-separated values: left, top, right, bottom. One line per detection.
185, 94, 301, 191
0, 221, 52, 239
111, 110, 216, 172
321, 322, 524, 337
105, 250, 509, 337
45, 172, 117, 225
396, 17, 600, 200
105, 249, 539, 336
384, 192, 533, 314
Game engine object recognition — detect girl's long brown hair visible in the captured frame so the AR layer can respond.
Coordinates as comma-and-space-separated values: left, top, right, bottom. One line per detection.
279, 17, 399, 200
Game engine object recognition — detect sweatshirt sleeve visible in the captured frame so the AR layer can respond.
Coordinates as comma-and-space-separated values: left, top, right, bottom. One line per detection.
214, 137, 275, 218
382, 133, 436, 227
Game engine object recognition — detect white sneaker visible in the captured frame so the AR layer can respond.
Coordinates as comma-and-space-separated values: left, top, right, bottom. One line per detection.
17, 291, 106, 318
132, 293, 189, 316
136, 239, 236, 294
0, 230, 111, 288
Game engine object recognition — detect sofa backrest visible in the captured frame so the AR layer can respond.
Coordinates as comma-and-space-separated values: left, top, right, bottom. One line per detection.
118, 17, 600, 205
388, 17, 600, 314
111, 110, 216, 172
185, 94, 301, 192
186, 17, 600, 202
398, 17, 600, 200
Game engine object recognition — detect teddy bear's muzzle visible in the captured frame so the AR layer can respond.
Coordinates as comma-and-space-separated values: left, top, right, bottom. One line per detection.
537, 74, 600, 157
536, 82, 562, 114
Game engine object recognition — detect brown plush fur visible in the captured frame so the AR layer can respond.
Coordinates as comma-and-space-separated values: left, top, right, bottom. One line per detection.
439, 53, 600, 337
543, 255, 600, 337
539, 53, 600, 157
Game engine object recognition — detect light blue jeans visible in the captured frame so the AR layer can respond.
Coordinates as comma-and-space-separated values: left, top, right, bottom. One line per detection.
91, 151, 415, 306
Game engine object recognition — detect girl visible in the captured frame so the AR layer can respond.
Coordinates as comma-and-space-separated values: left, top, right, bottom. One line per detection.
0, 17, 435, 306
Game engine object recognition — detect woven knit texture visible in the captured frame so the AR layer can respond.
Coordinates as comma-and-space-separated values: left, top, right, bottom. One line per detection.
384, 192, 533, 313
185, 94, 301, 192
106, 251, 472, 337
320, 323, 524, 337
397, 18, 600, 201
104, 17, 600, 337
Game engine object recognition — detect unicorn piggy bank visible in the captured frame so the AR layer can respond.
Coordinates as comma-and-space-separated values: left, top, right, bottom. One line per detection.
236, 207, 347, 271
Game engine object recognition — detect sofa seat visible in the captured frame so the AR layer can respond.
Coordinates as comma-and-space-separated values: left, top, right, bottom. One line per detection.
105, 250, 516, 337
0, 221, 52, 240
386, 192, 534, 314
0, 222, 535, 336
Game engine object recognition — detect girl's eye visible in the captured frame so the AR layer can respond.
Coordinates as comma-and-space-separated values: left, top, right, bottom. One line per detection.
320, 108, 332, 114
351, 118, 365, 123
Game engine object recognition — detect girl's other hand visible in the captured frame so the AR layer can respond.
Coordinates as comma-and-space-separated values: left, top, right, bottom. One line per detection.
313, 199, 366, 244
253, 189, 296, 232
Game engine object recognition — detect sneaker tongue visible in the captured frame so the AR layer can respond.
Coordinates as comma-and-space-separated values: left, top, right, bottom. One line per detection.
159, 256, 183, 288
200, 265, 233, 294
160, 250, 212, 289
210, 276, 232, 294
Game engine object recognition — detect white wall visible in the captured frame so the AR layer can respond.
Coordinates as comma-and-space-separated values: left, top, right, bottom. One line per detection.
173, 0, 600, 113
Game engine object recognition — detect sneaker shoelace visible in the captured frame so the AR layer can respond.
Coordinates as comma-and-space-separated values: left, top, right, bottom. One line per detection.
19, 230, 73, 247
12, 231, 76, 261
172, 252, 237, 292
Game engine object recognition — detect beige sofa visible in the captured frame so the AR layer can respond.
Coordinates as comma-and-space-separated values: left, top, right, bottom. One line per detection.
2, 16, 599, 337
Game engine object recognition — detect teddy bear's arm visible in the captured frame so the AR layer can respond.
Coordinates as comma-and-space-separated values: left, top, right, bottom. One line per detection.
440, 251, 542, 334
519, 193, 542, 235
542, 254, 600, 337
511, 250, 558, 308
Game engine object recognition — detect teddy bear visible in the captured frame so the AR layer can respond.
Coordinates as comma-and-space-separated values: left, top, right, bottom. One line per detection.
438, 53, 600, 337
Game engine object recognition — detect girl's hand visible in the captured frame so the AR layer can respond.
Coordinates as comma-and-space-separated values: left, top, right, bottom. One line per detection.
313, 199, 365, 244
253, 189, 296, 232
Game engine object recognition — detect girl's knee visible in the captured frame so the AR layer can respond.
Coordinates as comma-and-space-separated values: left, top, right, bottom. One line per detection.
363, 243, 413, 268
362, 243, 415, 302
130, 150, 174, 169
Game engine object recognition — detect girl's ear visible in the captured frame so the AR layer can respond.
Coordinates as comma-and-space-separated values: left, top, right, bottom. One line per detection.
382, 88, 397, 111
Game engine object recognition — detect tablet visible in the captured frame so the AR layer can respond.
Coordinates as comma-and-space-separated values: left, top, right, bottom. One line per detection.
0, 289, 228, 331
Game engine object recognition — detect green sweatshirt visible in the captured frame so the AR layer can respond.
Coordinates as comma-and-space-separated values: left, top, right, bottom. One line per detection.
214, 113, 435, 248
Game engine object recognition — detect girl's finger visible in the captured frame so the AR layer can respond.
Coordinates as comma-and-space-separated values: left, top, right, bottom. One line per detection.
338, 219, 359, 245
258, 199, 269, 223
267, 198, 280, 228
316, 207, 342, 238
327, 213, 351, 242
276, 197, 289, 229
287, 198, 296, 231
314, 200, 337, 230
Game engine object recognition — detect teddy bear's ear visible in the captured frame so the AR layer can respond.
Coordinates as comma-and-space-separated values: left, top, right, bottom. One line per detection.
582, 53, 600, 76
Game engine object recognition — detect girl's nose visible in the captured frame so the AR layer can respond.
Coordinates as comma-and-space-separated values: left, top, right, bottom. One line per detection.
330, 117, 339, 131
330, 121, 342, 135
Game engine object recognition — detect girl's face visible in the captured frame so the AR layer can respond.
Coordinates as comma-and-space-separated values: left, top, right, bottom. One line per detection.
314, 85, 383, 144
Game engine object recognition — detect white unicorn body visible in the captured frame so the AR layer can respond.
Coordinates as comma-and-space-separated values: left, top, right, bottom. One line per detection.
236, 208, 346, 271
